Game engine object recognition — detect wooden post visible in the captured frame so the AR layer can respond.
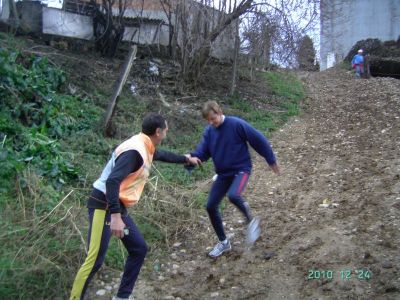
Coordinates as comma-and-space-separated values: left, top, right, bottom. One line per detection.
103, 45, 137, 137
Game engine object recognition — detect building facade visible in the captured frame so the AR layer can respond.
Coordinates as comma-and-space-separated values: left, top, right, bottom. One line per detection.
2, 0, 235, 61
320, 0, 400, 70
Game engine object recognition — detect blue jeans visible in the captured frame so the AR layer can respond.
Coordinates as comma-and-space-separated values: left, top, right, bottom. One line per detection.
355, 64, 363, 77
206, 172, 251, 241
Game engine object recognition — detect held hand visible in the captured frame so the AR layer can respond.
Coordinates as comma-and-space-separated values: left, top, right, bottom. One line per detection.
185, 154, 202, 166
110, 213, 126, 238
270, 163, 281, 175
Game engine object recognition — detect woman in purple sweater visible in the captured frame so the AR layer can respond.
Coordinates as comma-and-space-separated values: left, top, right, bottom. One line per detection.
190, 101, 281, 257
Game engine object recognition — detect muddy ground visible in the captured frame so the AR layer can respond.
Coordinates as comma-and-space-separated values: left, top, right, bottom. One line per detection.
88, 68, 400, 300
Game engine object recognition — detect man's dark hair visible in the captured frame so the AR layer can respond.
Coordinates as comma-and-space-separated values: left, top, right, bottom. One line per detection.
141, 113, 166, 135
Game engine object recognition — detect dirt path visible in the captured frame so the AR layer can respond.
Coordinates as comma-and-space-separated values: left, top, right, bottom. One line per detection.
88, 69, 400, 299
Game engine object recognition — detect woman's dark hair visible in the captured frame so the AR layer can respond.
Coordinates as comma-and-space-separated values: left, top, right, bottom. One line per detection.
141, 113, 166, 135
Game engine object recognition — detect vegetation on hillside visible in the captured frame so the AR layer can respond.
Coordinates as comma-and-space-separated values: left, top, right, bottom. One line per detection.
0, 33, 305, 298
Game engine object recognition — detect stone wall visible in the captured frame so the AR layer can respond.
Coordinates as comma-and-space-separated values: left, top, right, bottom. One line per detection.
42, 7, 93, 39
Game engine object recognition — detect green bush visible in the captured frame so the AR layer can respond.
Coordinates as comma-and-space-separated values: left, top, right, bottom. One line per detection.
0, 48, 96, 299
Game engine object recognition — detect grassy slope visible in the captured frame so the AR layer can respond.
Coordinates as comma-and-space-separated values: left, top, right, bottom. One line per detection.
0, 33, 305, 299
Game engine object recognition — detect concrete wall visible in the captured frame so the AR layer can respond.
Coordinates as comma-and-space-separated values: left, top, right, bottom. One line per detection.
176, 2, 236, 62
42, 7, 93, 39
42, 6, 169, 45
211, 20, 237, 62
123, 23, 169, 46
120, 8, 170, 46
320, 0, 400, 70
0, 0, 11, 21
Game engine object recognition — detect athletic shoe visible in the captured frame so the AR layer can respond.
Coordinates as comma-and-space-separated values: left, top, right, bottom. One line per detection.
112, 296, 134, 300
246, 217, 260, 245
208, 239, 231, 258
243, 201, 253, 223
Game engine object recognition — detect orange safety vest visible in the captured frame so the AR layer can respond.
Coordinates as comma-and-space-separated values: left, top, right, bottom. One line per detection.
115, 133, 155, 207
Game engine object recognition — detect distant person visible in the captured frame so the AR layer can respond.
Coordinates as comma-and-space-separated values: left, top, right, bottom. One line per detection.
188, 101, 280, 258
70, 113, 201, 300
352, 49, 364, 78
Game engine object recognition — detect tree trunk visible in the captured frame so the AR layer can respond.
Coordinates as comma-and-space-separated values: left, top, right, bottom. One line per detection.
9, 0, 20, 32
92, 0, 126, 58
230, 20, 240, 96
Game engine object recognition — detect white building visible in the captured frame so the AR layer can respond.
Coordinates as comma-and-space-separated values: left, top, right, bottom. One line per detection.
320, 0, 400, 70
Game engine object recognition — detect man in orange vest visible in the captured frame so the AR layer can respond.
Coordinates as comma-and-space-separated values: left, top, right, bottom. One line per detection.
70, 113, 201, 300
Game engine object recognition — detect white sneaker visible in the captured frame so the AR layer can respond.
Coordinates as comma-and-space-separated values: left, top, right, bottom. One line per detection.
112, 296, 134, 300
246, 217, 260, 245
208, 239, 231, 257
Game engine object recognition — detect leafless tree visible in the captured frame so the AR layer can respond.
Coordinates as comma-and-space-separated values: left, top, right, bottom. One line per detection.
165, 0, 254, 87
1, 0, 21, 32
165, 0, 319, 86
242, 0, 319, 69
230, 18, 240, 95
242, 10, 278, 79
91, 0, 129, 58
61, 0, 319, 85
84, 0, 319, 81
159, 0, 177, 58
